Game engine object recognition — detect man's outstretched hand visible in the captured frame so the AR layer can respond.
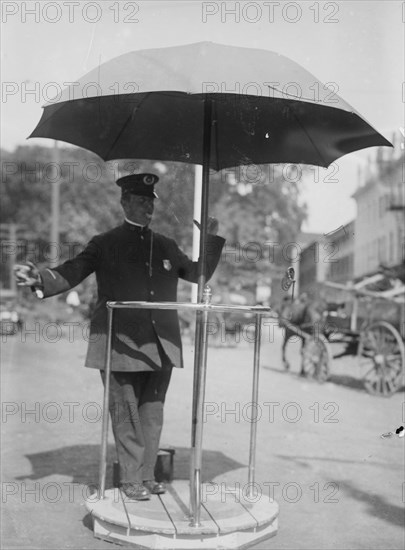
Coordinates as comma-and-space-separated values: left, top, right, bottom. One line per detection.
193, 216, 219, 236
13, 261, 41, 287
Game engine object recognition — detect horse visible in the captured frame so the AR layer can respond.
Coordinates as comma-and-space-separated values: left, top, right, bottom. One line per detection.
278, 293, 326, 376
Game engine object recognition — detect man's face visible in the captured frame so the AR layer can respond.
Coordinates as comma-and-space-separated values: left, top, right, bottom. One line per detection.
122, 194, 155, 226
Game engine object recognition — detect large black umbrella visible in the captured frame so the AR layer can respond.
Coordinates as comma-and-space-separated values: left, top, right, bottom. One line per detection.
30, 41, 390, 169
29, 41, 391, 294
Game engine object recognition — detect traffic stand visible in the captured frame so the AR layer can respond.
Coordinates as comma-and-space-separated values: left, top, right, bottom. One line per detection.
86, 297, 279, 549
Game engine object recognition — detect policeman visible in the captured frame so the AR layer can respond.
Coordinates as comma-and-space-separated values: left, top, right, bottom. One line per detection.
14, 173, 225, 500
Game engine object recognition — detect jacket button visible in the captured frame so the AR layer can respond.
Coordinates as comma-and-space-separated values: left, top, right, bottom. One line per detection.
150, 290, 155, 296
145, 262, 149, 266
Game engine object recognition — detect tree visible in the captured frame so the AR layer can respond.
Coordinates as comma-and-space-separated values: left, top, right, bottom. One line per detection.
1, 145, 307, 307
207, 165, 307, 301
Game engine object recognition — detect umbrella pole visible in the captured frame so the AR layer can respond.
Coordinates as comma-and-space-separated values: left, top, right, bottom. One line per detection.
189, 98, 212, 526
196, 98, 212, 302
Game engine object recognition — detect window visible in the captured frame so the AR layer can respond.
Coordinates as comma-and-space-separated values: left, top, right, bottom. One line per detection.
389, 232, 394, 262
380, 236, 386, 262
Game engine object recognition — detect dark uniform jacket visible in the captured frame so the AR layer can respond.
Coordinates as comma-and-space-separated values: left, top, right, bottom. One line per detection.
38, 221, 225, 372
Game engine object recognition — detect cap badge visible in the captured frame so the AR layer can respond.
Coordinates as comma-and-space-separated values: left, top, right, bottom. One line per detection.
143, 175, 155, 185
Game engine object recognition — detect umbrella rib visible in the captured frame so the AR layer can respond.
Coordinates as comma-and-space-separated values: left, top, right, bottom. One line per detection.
267, 83, 331, 105
287, 103, 328, 167
103, 92, 152, 159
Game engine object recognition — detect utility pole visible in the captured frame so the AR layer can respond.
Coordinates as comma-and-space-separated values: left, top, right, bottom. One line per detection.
9, 224, 17, 294
0, 223, 17, 294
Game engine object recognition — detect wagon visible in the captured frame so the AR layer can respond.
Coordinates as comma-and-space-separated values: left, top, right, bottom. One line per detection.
321, 274, 405, 397
277, 272, 405, 396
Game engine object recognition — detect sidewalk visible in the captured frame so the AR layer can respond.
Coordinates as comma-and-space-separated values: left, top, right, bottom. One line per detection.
1, 327, 404, 549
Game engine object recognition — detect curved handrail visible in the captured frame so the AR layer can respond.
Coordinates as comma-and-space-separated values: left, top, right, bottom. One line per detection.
107, 300, 271, 314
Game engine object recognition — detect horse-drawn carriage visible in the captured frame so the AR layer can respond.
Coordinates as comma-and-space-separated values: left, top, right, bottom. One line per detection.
279, 273, 405, 397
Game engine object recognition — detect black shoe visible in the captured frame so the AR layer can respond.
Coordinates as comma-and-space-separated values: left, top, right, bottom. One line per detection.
143, 480, 166, 495
121, 483, 151, 500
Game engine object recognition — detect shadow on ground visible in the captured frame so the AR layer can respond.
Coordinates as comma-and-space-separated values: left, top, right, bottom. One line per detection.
338, 479, 405, 528
327, 373, 366, 392
15, 444, 117, 486
173, 446, 245, 481
275, 456, 404, 528
262, 363, 404, 395
328, 373, 404, 394
262, 363, 366, 392
15, 445, 245, 486
276, 454, 404, 470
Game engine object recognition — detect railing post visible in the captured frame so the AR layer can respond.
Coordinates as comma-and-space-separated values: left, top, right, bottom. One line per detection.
99, 306, 114, 498
248, 313, 262, 496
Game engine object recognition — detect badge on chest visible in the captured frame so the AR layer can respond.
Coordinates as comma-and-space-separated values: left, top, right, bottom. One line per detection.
162, 259, 172, 271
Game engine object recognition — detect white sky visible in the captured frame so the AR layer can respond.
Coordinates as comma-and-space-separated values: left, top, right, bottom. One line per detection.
1, 0, 403, 233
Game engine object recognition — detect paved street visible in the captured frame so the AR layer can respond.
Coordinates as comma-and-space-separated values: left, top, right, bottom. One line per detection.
1, 321, 404, 549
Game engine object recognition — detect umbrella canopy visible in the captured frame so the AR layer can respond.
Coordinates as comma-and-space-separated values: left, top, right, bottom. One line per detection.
29, 41, 391, 169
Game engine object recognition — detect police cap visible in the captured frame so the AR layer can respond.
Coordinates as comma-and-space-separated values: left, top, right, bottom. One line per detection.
116, 173, 159, 198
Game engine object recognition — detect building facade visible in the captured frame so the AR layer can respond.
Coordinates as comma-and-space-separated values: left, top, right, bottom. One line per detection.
325, 221, 355, 283
352, 151, 404, 278
297, 143, 403, 292
298, 236, 329, 296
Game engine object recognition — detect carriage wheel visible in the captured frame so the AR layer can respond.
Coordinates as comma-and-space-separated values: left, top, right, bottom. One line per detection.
302, 334, 332, 383
358, 321, 405, 397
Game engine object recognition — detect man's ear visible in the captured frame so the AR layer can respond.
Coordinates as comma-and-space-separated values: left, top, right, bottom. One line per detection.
120, 193, 129, 208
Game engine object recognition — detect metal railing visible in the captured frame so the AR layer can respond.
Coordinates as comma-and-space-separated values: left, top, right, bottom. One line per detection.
98, 296, 271, 526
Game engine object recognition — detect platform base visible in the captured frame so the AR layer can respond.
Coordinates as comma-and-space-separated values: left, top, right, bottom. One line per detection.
86, 480, 278, 549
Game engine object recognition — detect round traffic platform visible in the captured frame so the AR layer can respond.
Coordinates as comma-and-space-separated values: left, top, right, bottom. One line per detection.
86, 480, 278, 549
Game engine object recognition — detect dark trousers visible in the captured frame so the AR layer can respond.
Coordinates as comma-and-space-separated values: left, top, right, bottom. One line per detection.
100, 361, 173, 483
